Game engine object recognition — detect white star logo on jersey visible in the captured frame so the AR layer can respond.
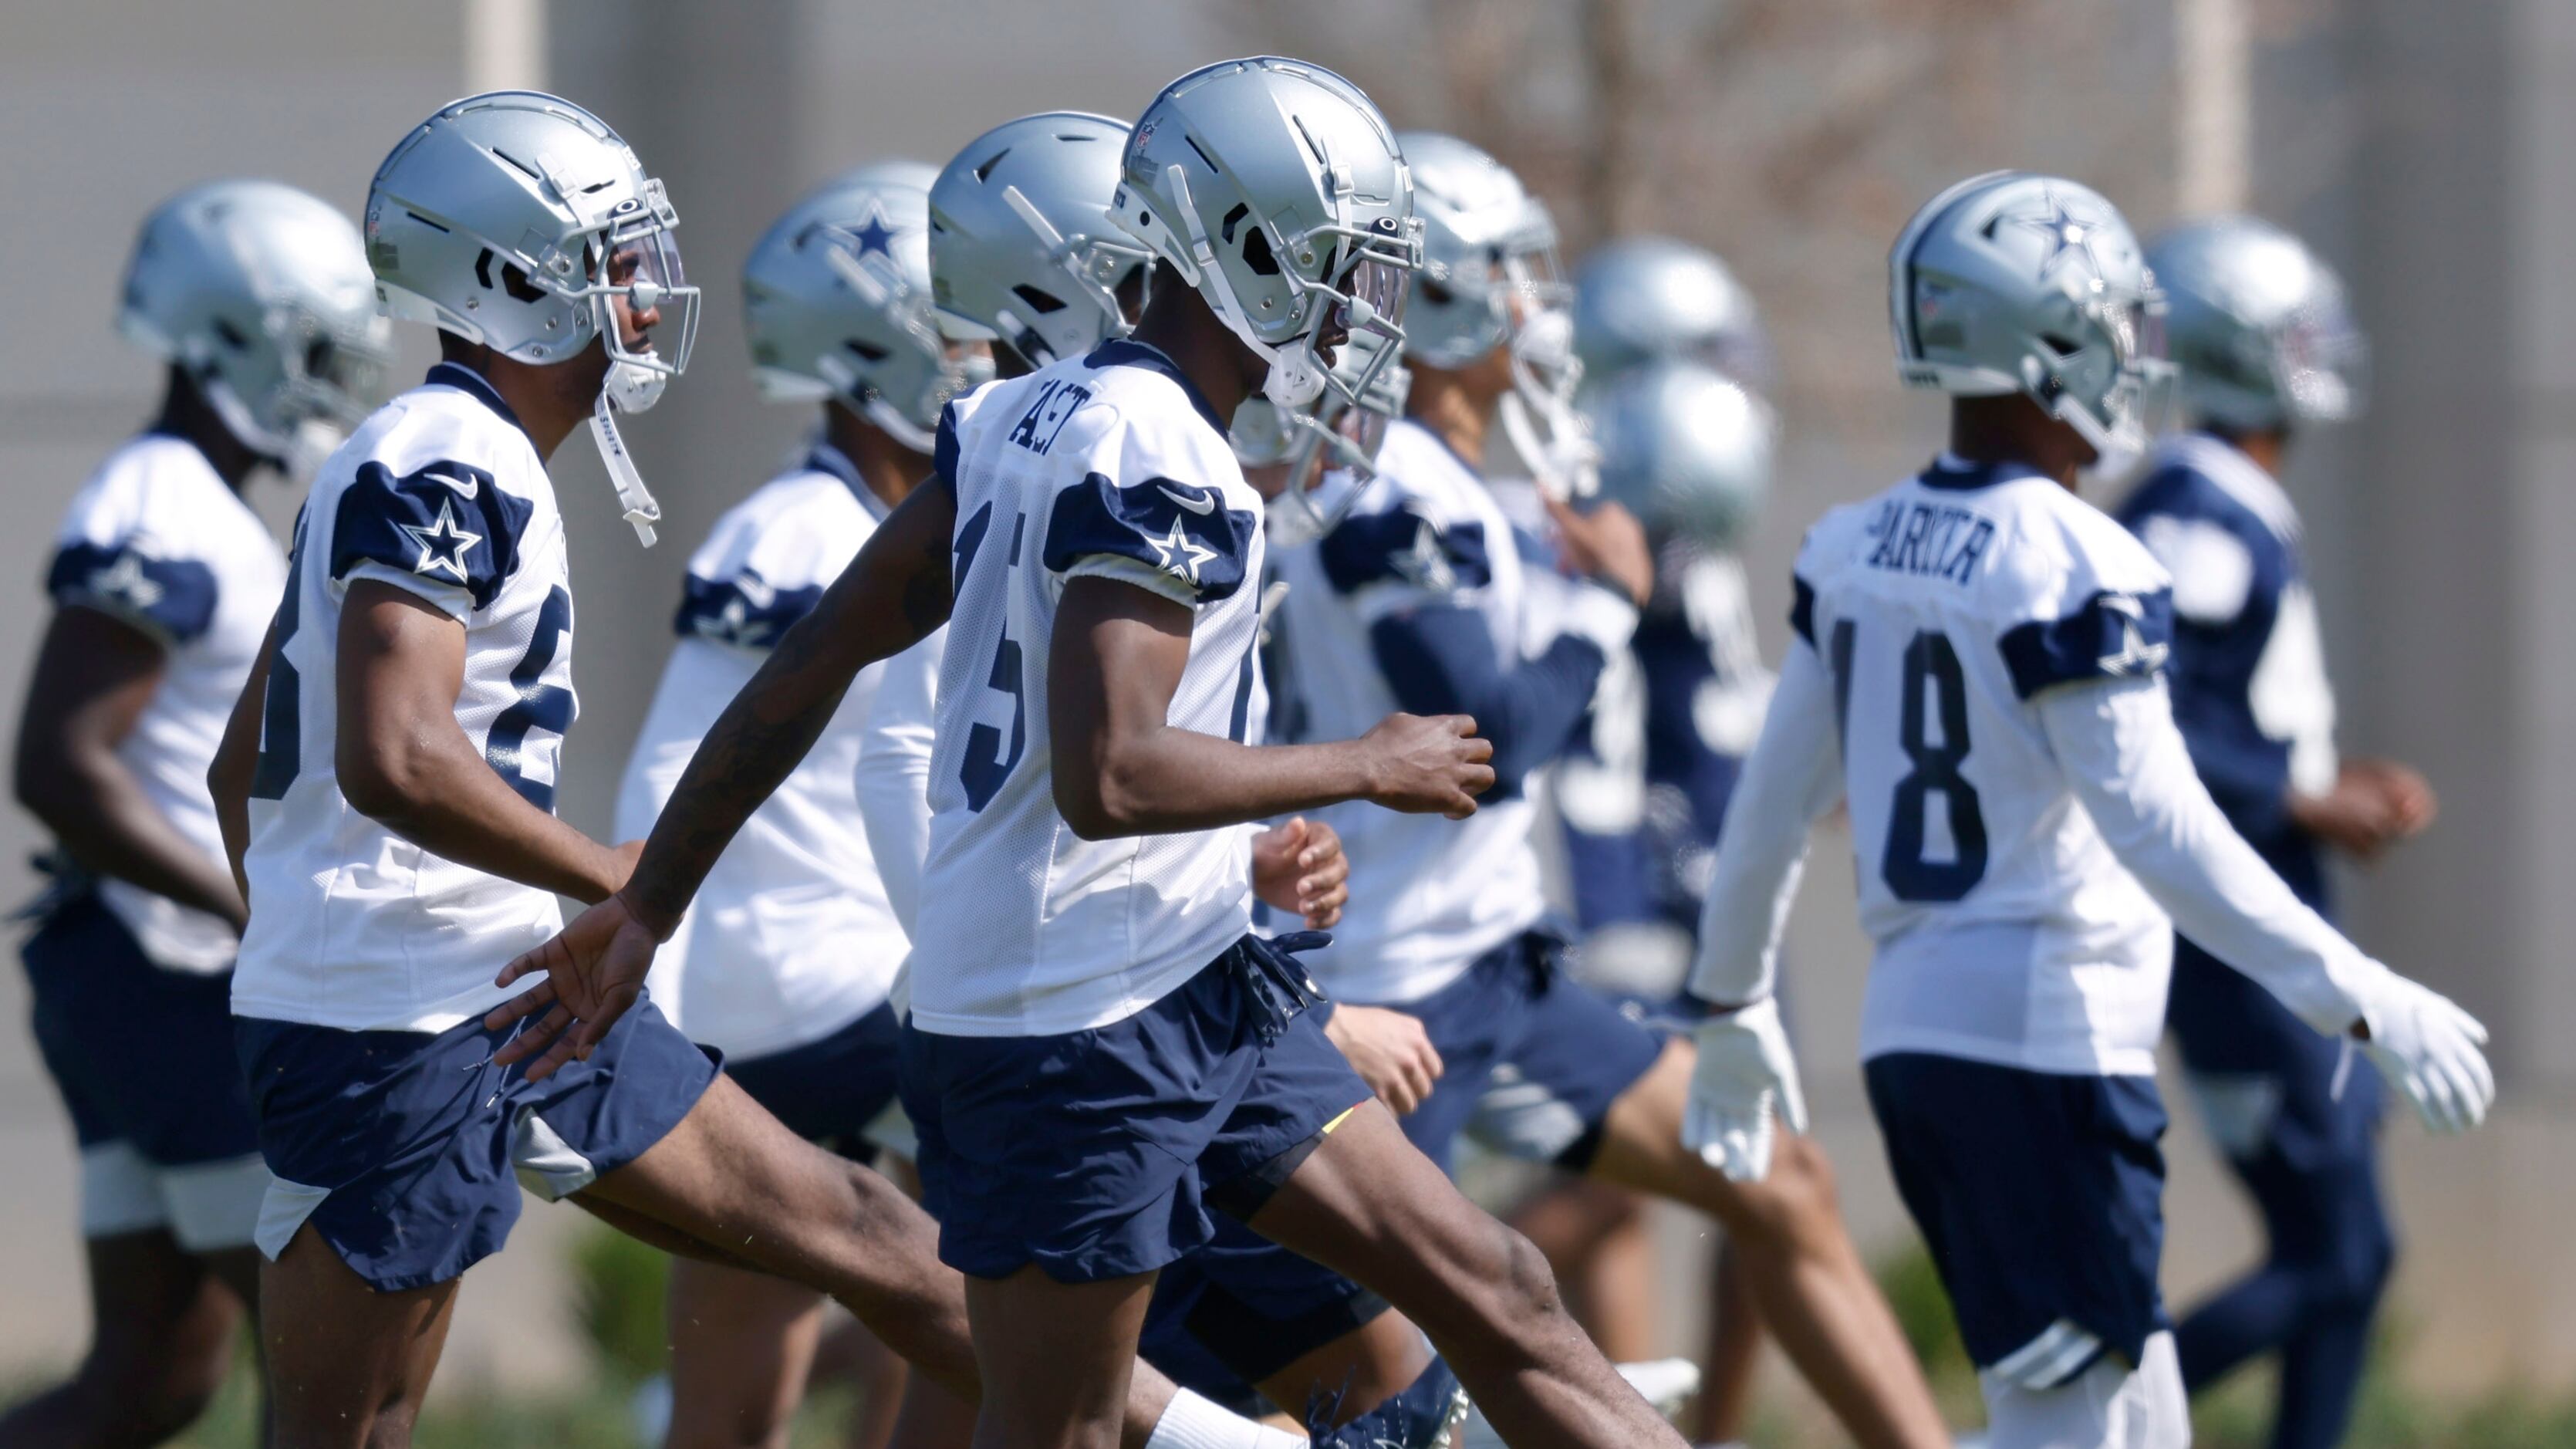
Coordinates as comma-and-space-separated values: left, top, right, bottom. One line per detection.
2096, 594, 2169, 677
86, 550, 164, 611
397, 498, 484, 584
1147, 515, 1218, 586
1390, 519, 1457, 593
2003, 190, 2106, 282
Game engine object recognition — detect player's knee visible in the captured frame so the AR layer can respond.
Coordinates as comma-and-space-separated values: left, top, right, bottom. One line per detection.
2304, 1211, 2397, 1315
1710, 1132, 1844, 1246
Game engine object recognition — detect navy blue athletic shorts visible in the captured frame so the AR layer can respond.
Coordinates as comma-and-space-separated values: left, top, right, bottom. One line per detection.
237, 991, 717, 1292
899, 934, 1370, 1284
1865, 1051, 2170, 1386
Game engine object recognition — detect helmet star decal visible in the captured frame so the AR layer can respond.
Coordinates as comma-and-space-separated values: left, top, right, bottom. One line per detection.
848, 198, 903, 261
2003, 190, 2108, 283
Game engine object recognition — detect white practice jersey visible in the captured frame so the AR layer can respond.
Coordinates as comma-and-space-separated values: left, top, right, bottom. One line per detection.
905, 340, 1267, 1037
44, 434, 286, 971
1269, 420, 1547, 1003
615, 444, 909, 1059
234, 363, 577, 1032
1798, 457, 2179, 1075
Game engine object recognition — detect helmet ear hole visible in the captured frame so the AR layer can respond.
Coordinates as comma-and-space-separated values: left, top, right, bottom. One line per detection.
1240, 226, 1281, 279
1010, 284, 1067, 316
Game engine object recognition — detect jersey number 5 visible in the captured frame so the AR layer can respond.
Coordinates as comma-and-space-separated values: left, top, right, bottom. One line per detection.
1832, 620, 1988, 901
954, 500, 1028, 811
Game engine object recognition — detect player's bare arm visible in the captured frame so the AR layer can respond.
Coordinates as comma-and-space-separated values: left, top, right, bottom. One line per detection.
19, 605, 248, 929
207, 621, 274, 900
1049, 574, 1494, 839
488, 475, 957, 1074
336, 578, 633, 903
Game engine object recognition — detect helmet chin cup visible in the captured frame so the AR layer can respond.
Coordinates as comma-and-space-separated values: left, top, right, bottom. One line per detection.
1261, 340, 1328, 410
606, 356, 667, 413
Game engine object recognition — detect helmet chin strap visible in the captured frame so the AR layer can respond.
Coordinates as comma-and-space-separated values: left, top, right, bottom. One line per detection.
590, 392, 660, 546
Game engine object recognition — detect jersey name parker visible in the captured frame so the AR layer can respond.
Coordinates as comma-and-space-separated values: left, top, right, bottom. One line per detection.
1797, 456, 2182, 1075
45, 433, 288, 971
616, 444, 908, 1059
233, 363, 577, 1033
903, 340, 1266, 1038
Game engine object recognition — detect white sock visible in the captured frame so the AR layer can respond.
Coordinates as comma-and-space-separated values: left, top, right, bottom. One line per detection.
1143, 1387, 1306, 1449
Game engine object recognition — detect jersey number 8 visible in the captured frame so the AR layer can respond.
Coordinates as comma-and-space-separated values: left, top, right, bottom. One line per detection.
1831, 620, 1988, 901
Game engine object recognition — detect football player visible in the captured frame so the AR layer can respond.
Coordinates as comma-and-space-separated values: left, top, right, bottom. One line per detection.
3, 180, 387, 1448
501, 59, 1687, 1449
211, 91, 1335, 1449
1682, 171, 2494, 1449
2118, 217, 2421, 1449
613, 160, 977, 1449
852, 110, 1472, 1444
1261, 133, 1946, 1449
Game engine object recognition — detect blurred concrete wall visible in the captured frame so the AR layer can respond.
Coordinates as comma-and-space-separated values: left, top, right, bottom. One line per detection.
0, 0, 2568, 1409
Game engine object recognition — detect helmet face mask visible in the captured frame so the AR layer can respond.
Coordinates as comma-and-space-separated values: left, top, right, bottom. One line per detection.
1890, 172, 2175, 459
119, 179, 394, 471
1113, 58, 1423, 418
1233, 326, 1410, 547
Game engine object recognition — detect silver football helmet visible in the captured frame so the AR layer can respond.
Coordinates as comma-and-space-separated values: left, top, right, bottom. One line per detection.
1114, 57, 1423, 418
1572, 236, 1771, 388
1588, 360, 1774, 552
1889, 171, 2173, 458
366, 90, 701, 543
745, 160, 982, 454
1396, 131, 1595, 501
929, 113, 1153, 370
118, 180, 393, 472
2148, 216, 2365, 434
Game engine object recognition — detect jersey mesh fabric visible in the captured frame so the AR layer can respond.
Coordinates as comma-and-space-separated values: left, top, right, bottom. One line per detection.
904, 342, 1265, 1037
46, 434, 285, 970
616, 455, 907, 1059
1268, 421, 1546, 1004
232, 366, 573, 1032
1798, 458, 2181, 1076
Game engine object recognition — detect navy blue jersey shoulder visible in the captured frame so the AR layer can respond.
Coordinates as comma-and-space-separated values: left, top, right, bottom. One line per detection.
330, 459, 533, 611
46, 541, 219, 643
1320, 507, 1493, 596
672, 568, 825, 648
1042, 473, 1256, 602
1998, 588, 2176, 699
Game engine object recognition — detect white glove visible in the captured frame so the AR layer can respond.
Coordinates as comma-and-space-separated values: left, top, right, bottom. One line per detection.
1680, 997, 1808, 1182
2355, 974, 2495, 1133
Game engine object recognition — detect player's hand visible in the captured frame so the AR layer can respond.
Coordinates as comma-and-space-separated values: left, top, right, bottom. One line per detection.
485, 892, 660, 1082
1358, 713, 1494, 819
2291, 760, 2436, 861
2355, 976, 2494, 1133
1681, 998, 1808, 1182
1252, 816, 1349, 929
1325, 1005, 1444, 1115
1544, 495, 1655, 607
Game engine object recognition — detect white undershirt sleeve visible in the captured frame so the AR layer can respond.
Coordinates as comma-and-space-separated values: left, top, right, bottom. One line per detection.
855, 627, 944, 938
1688, 639, 1844, 1007
2037, 675, 2388, 1036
